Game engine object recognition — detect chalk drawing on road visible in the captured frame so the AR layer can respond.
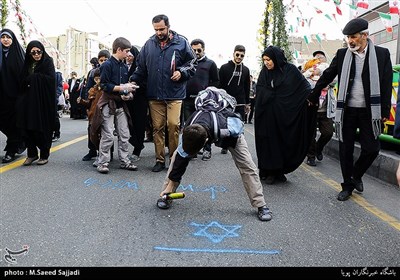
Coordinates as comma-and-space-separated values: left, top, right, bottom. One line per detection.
83, 178, 139, 190
154, 221, 280, 255
177, 184, 227, 200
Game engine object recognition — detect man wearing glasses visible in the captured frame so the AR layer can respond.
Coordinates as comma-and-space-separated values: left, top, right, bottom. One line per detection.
184, 39, 219, 161
218, 45, 251, 154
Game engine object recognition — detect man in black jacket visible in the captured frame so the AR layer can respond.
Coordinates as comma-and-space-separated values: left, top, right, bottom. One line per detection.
184, 39, 219, 161
308, 18, 393, 201
218, 44, 250, 154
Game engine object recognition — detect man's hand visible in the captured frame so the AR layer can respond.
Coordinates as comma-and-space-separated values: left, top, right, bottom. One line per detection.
77, 97, 81, 103
171, 70, 181, 81
245, 104, 251, 114
121, 92, 134, 101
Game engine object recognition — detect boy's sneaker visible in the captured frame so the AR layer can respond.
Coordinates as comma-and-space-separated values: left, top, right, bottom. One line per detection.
157, 197, 172, 209
257, 206, 272, 221
120, 162, 138, 171
202, 150, 212, 161
92, 159, 99, 167
306, 157, 316, 166
316, 153, 323, 161
97, 164, 109, 174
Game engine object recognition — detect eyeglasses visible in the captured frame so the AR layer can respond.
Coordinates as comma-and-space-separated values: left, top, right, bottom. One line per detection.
193, 49, 203, 54
235, 53, 245, 58
30, 50, 43, 56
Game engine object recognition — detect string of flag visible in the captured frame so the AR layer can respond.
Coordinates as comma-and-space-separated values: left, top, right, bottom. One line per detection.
287, 0, 399, 60
7, 0, 67, 65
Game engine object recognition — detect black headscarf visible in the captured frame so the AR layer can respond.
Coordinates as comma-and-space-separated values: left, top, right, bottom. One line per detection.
128, 45, 140, 77
262, 45, 287, 89
0, 29, 25, 99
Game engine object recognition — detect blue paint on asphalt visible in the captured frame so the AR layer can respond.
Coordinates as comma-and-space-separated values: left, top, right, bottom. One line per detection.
153, 246, 280, 255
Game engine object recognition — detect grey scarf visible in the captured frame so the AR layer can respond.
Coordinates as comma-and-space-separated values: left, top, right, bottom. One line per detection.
335, 38, 381, 142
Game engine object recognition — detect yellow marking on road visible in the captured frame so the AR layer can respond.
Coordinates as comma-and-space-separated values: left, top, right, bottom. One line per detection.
0, 135, 87, 174
301, 164, 400, 232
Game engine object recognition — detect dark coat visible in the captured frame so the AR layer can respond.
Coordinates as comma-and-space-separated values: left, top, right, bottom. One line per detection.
0, 29, 25, 127
255, 46, 315, 175
17, 40, 56, 135
309, 46, 393, 119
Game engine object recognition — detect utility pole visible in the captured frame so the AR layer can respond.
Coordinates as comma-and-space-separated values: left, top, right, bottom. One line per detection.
396, 17, 400, 64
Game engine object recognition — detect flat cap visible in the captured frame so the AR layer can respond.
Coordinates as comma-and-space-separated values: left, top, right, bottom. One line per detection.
342, 18, 368, 35
312, 50, 325, 57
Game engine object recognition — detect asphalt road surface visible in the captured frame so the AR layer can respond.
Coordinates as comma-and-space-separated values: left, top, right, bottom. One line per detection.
0, 115, 399, 277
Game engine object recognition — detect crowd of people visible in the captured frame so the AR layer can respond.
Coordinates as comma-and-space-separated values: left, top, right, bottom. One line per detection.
1, 16, 397, 221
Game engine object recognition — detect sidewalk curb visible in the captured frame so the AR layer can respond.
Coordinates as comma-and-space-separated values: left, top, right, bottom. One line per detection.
324, 137, 400, 187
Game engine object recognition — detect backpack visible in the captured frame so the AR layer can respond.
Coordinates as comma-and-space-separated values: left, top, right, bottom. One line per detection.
190, 87, 244, 143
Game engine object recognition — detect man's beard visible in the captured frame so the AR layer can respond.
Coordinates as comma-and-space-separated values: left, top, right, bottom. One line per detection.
157, 34, 168, 42
347, 43, 360, 52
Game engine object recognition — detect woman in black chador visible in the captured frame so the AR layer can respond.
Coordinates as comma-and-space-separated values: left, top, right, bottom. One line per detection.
255, 46, 316, 185
17, 40, 56, 166
0, 29, 26, 163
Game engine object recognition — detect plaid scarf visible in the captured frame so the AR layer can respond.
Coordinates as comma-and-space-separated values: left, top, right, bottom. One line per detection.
335, 39, 381, 142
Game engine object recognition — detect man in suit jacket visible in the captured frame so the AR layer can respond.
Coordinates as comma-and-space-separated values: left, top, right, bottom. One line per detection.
68, 71, 86, 119
308, 18, 393, 201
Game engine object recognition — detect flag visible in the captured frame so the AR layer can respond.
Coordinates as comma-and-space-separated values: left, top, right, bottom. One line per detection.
314, 6, 323, 14
293, 49, 299, 58
333, 0, 342, 4
348, 3, 359, 18
170, 51, 176, 75
304, 35, 311, 44
389, 0, 399, 15
336, 5, 342, 15
357, 0, 369, 9
378, 12, 393, 33
325, 14, 332, 21
315, 34, 322, 43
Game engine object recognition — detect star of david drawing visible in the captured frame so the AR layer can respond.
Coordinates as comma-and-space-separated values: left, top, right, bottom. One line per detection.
190, 221, 241, 243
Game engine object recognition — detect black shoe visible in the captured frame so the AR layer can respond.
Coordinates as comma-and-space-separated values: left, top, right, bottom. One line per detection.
82, 151, 97, 161
2, 153, 16, 163
276, 174, 287, 183
221, 148, 228, 154
157, 197, 172, 209
337, 190, 352, 201
16, 143, 26, 154
306, 158, 316, 166
352, 178, 364, 193
316, 153, 323, 161
202, 150, 211, 161
152, 162, 165, 172
265, 175, 275, 185
257, 206, 272, 221
248, 121, 253, 124
52, 136, 60, 142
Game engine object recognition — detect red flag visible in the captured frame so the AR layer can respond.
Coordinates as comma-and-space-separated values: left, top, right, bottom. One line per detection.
389, 1, 399, 15
357, 0, 369, 9
336, 5, 342, 15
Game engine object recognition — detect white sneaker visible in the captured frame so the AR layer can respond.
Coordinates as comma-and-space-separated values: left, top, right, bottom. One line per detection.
92, 159, 99, 167
97, 164, 109, 174
129, 154, 140, 162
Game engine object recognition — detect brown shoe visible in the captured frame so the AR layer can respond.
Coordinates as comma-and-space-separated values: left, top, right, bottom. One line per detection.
23, 156, 39, 166
37, 159, 48, 165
